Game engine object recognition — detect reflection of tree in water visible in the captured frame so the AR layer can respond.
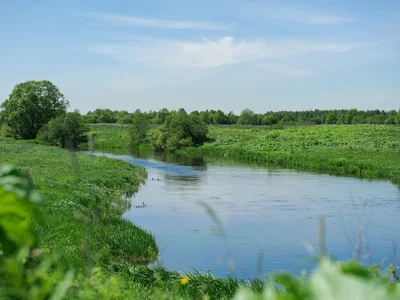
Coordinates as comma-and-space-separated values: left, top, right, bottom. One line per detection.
164, 174, 202, 183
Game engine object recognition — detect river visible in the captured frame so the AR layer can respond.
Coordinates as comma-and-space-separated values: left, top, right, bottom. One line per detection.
84, 149, 400, 279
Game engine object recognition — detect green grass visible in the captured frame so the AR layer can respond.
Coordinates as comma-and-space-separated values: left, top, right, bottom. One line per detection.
82, 123, 130, 149
84, 123, 400, 183
0, 137, 157, 272
179, 125, 400, 183
2, 130, 400, 299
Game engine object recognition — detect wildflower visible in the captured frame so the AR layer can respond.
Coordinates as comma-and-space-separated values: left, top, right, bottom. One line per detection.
180, 276, 189, 285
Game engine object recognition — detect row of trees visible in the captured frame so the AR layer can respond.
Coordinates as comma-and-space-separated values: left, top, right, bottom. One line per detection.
85, 108, 400, 126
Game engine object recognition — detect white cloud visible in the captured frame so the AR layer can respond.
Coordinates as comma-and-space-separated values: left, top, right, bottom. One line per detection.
85, 11, 232, 30
239, 2, 357, 24
84, 36, 354, 69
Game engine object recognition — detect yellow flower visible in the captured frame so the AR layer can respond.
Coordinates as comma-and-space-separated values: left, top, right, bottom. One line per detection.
180, 276, 189, 285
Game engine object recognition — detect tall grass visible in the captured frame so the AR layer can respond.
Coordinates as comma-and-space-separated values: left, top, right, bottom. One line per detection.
0, 138, 157, 272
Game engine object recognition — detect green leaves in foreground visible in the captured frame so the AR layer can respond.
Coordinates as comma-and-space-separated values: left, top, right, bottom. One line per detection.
234, 258, 400, 300
0, 164, 74, 300
0, 165, 40, 256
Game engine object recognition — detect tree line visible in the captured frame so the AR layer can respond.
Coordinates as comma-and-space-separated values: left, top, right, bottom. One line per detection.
85, 107, 400, 126
1, 80, 400, 150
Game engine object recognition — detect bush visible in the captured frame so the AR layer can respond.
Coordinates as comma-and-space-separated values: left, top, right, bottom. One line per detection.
151, 110, 208, 152
37, 111, 89, 148
129, 113, 150, 148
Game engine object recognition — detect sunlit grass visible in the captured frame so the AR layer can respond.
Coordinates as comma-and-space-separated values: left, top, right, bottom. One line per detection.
0, 138, 157, 272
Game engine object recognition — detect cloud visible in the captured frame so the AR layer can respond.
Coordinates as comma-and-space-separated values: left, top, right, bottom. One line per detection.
84, 11, 232, 30
259, 64, 315, 77
239, 2, 357, 24
83, 36, 354, 69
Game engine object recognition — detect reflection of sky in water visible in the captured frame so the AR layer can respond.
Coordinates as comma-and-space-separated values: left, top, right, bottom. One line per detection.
83, 151, 400, 279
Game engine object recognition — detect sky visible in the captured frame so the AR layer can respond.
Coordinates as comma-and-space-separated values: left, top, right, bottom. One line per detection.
0, 0, 399, 114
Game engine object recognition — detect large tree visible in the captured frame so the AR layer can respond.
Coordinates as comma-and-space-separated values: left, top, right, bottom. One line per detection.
0, 80, 69, 139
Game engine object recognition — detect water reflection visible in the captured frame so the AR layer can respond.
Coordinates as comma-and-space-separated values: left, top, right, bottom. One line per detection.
83, 150, 400, 279
130, 147, 207, 171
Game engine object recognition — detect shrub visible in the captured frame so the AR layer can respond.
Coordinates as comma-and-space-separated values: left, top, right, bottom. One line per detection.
151, 110, 208, 152
37, 111, 89, 148
129, 113, 150, 148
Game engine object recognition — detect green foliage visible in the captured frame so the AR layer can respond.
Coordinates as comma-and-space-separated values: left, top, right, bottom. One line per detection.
325, 112, 337, 124
234, 258, 400, 299
0, 139, 157, 273
151, 110, 208, 151
0, 80, 69, 139
37, 111, 89, 148
0, 165, 74, 299
180, 125, 400, 183
0, 123, 15, 138
80, 123, 130, 149
0, 165, 40, 256
129, 112, 150, 148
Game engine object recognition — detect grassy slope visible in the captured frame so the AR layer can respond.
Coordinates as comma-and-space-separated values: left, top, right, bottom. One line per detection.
180, 125, 400, 183
0, 138, 157, 272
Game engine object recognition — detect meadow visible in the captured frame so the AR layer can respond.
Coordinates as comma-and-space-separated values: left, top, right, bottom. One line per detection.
0, 138, 157, 271
2, 123, 400, 298
181, 125, 400, 183
85, 123, 400, 183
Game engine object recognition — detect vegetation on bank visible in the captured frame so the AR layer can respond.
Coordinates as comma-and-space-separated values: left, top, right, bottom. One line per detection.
83, 107, 400, 126
0, 138, 157, 273
84, 123, 400, 184
179, 125, 400, 183
2, 162, 400, 299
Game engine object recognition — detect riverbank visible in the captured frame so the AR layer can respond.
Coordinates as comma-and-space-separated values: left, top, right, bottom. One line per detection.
86, 124, 400, 183
2, 137, 400, 299
0, 138, 157, 271
0, 138, 266, 299
180, 125, 400, 183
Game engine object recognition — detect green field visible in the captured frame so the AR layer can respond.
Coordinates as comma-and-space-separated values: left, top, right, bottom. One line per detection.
2, 124, 400, 298
178, 125, 400, 183
84, 123, 400, 183
0, 138, 157, 271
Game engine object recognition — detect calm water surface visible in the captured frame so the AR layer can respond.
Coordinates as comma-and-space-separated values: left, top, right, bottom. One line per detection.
86, 150, 400, 279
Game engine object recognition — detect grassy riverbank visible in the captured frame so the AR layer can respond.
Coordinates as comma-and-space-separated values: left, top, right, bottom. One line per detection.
85, 123, 400, 183
0, 138, 157, 271
2, 136, 400, 299
181, 125, 400, 183
0, 138, 267, 299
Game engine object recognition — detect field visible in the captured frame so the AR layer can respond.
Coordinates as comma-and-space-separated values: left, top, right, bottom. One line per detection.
2, 124, 400, 298
178, 125, 400, 183
0, 138, 157, 271
85, 123, 400, 183
81, 123, 131, 149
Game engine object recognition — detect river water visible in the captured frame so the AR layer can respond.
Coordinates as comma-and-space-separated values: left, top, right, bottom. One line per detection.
85, 150, 400, 279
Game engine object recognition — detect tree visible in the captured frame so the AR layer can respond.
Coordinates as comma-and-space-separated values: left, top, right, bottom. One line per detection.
237, 109, 255, 125
37, 111, 89, 148
151, 111, 208, 151
0, 81, 69, 139
129, 113, 150, 148
325, 112, 337, 124
345, 109, 357, 125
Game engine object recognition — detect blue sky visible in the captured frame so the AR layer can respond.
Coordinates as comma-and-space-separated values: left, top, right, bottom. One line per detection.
0, 0, 399, 113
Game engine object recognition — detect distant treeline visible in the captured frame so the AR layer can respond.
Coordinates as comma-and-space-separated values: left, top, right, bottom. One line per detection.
84, 108, 400, 126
